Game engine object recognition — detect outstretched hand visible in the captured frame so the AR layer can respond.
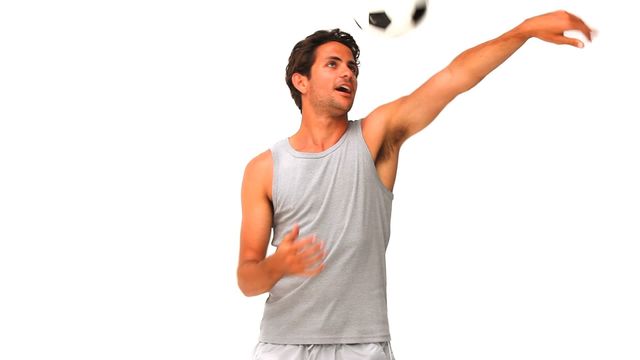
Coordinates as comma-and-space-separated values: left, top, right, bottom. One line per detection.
273, 224, 325, 277
520, 10, 594, 48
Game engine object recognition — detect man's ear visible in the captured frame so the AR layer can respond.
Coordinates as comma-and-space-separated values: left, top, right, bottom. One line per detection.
292, 73, 308, 94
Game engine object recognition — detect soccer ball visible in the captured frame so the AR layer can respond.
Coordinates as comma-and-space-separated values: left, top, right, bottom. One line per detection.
353, 0, 428, 38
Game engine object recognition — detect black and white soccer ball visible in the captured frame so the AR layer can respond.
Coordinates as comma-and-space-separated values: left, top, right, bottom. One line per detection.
353, 0, 428, 38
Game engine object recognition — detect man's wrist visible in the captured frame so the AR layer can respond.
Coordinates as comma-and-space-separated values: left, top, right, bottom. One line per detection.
264, 253, 286, 280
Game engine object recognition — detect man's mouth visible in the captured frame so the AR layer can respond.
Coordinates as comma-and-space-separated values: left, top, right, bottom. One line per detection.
336, 85, 352, 94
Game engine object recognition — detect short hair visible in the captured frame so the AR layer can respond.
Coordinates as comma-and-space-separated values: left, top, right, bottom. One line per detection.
285, 29, 360, 111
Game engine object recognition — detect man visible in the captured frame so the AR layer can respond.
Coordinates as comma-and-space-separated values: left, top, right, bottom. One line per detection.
238, 10, 593, 360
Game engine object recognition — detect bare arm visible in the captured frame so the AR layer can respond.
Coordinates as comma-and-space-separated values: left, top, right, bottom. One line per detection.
395, 10, 592, 140
237, 151, 325, 297
362, 10, 593, 189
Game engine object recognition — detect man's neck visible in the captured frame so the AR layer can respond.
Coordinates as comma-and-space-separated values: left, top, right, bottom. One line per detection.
289, 115, 349, 153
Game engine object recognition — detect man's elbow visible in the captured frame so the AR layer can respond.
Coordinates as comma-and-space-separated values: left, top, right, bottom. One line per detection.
238, 281, 262, 297
237, 266, 267, 297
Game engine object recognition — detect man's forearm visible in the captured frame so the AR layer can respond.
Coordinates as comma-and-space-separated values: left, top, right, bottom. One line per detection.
237, 255, 285, 297
448, 24, 530, 93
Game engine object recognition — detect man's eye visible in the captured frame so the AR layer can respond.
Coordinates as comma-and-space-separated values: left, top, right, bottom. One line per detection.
328, 62, 336, 68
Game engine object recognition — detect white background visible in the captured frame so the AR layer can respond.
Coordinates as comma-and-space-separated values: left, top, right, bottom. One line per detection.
1, 0, 639, 359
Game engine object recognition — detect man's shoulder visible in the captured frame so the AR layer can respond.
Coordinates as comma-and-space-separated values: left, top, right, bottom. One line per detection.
242, 149, 274, 200
244, 149, 273, 177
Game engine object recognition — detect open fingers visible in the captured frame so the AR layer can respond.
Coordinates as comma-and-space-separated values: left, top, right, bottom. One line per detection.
300, 262, 325, 277
557, 12, 593, 47
567, 13, 593, 41
294, 235, 326, 275
302, 246, 325, 265
534, 11, 594, 48
294, 234, 322, 250
296, 237, 325, 260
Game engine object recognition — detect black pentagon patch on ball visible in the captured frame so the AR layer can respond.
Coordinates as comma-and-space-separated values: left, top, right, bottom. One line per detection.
412, 4, 427, 24
369, 12, 391, 29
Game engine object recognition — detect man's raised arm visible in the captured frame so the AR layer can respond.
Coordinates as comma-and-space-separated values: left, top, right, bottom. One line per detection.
376, 10, 593, 146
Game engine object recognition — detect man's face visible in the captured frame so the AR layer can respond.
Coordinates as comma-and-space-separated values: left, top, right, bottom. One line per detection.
306, 41, 359, 115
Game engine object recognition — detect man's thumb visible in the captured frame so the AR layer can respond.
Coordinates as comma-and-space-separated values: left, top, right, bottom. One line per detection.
283, 224, 299, 243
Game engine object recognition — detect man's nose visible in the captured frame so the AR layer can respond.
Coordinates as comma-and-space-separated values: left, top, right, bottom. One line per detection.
340, 67, 353, 79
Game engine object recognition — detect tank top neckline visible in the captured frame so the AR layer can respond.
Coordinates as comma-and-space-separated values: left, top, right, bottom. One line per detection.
284, 120, 356, 159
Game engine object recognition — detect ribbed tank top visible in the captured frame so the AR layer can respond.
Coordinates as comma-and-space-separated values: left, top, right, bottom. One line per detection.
260, 119, 394, 344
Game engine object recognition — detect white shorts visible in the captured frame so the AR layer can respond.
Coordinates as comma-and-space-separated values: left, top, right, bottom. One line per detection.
252, 341, 395, 360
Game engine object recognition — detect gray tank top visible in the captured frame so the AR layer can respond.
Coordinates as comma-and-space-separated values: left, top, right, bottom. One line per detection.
260, 120, 394, 344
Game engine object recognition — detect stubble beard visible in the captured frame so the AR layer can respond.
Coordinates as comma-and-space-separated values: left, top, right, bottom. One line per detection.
311, 92, 354, 119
